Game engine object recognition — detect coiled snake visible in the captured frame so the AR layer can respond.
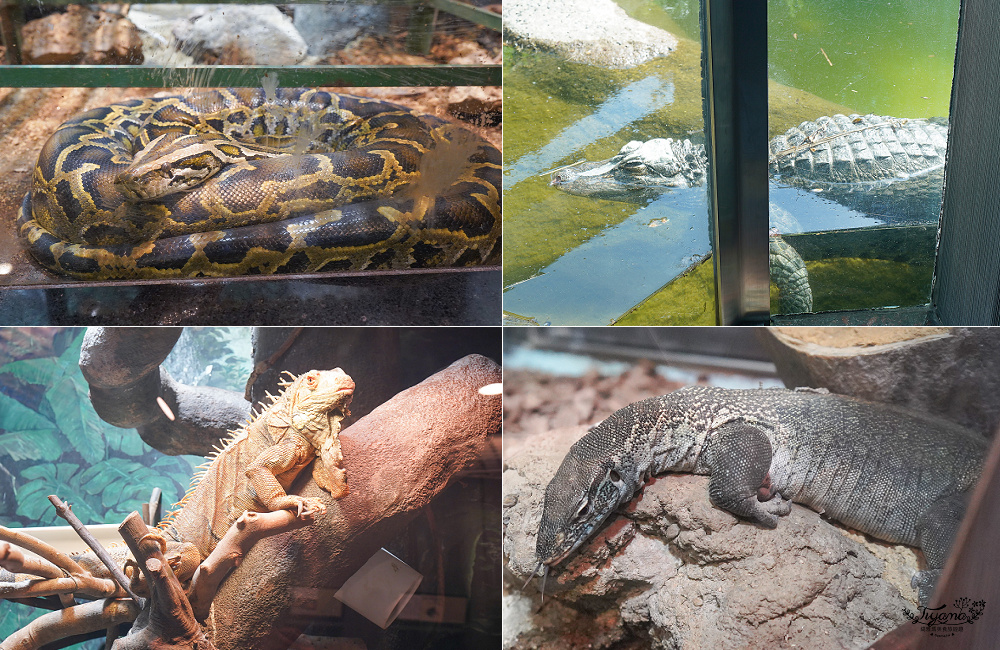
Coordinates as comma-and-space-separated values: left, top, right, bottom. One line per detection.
17, 88, 501, 279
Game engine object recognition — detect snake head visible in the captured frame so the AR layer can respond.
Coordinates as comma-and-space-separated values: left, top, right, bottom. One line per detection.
115, 132, 226, 201
535, 447, 630, 568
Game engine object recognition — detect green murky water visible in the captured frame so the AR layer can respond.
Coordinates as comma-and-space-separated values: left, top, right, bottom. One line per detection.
643, 0, 958, 118
503, 0, 960, 324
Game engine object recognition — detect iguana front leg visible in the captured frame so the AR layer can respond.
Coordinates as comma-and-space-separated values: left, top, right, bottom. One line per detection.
245, 440, 326, 517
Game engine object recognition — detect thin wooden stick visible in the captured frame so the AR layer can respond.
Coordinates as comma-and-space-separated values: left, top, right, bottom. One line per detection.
104, 623, 119, 650
149, 487, 162, 526
47, 495, 144, 606
0, 574, 121, 599
0, 525, 87, 576
118, 511, 212, 649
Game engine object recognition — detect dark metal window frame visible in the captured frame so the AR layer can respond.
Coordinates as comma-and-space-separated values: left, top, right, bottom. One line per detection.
701, 0, 769, 325
703, 0, 997, 326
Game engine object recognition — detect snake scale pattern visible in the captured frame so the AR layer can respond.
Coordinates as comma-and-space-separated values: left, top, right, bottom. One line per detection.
17, 88, 501, 280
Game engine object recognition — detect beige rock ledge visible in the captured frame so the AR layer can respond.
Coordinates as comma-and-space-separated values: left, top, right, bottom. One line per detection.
504, 0, 678, 69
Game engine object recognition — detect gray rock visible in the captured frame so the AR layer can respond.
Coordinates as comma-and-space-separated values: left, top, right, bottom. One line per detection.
130, 4, 307, 65
504, 0, 678, 69
128, 4, 213, 65
176, 5, 307, 64
293, 4, 390, 57
504, 424, 915, 649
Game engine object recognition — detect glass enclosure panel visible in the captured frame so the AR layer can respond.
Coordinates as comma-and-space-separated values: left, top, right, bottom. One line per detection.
502, 1, 715, 326
766, 0, 960, 316
0, 326, 502, 649
0, 3, 501, 320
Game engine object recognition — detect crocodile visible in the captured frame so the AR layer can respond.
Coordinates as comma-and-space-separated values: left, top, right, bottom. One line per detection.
530, 386, 986, 606
550, 114, 948, 222
548, 115, 949, 313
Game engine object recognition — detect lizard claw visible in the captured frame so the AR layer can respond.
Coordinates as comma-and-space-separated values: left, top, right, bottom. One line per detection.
270, 495, 326, 519
296, 497, 326, 518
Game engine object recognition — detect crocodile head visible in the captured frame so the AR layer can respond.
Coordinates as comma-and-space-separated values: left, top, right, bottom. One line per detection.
549, 138, 708, 202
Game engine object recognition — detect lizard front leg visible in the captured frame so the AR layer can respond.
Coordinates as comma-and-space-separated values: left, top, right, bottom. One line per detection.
912, 491, 969, 605
700, 423, 791, 528
245, 442, 326, 517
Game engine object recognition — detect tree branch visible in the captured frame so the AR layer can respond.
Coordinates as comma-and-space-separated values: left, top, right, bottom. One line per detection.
0, 574, 121, 600
0, 542, 64, 580
0, 598, 139, 650
114, 512, 213, 650
188, 509, 316, 621
48, 495, 144, 607
0, 525, 87, 577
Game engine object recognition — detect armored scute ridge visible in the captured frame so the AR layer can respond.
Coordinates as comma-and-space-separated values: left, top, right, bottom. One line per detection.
769, 114, 948, 186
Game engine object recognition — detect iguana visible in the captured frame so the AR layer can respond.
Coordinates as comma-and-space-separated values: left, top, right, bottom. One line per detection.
158, 367, 355, 556
0, 367, 355, 596
530, 386, 987, 606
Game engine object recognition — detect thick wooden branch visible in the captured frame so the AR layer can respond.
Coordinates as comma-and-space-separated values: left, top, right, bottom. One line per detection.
0, 525, 87, 577
188, 509, 316, 621
115, 512, 213, 650
208, 354, 502, 650
48, 495, 144, 606
0, 598, 139, 650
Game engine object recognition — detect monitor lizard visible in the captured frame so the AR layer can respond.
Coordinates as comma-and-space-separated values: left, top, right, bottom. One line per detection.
530, 386, 987, 605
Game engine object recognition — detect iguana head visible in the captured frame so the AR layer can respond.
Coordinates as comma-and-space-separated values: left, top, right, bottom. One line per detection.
278, 369, 355, 445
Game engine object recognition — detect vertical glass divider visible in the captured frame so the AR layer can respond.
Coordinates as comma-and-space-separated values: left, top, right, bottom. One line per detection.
701, 0, 770, 324
931, 0, 1000, 325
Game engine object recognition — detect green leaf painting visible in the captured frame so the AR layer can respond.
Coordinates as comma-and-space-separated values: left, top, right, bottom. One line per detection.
0, 329, 202, 527
46, 373, 106, 465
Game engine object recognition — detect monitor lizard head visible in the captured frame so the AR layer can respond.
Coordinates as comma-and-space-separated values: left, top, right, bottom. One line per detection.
534, 445, 629, 569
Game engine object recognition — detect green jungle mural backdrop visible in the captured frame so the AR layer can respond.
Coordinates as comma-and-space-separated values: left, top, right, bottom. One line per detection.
0, 327, 252, 646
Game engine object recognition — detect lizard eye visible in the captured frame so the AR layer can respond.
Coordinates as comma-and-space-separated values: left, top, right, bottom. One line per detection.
574, 500, 591, 518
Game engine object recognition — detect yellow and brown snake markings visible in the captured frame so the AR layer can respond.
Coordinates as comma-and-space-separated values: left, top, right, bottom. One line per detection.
17, 88, 501, 279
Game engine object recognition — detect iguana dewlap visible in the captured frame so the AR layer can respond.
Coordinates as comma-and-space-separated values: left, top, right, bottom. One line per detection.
534, 386, 987, 605
161, 368, 355, 556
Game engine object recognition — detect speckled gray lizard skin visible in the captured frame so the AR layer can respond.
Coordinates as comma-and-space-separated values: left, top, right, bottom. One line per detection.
534, 386, 987, 605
